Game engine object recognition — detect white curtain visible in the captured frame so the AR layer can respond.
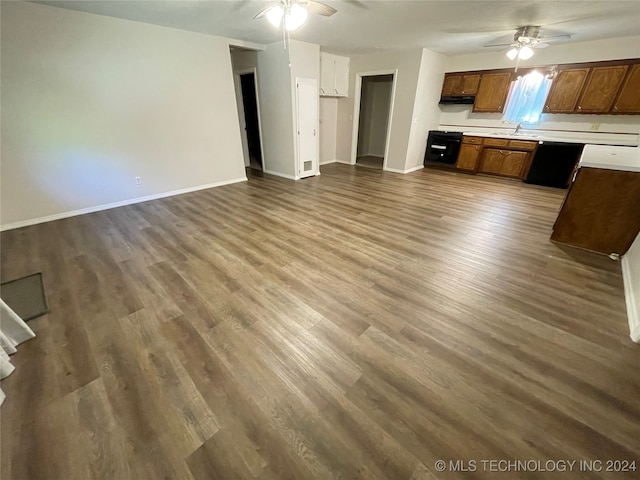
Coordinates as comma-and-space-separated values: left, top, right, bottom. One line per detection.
503, 71, 552, 124
1, 299, 36, 405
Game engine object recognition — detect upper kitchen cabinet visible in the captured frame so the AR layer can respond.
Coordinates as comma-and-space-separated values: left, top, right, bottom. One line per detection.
576, 65, 628, 113
320, 52, 350, 97
612, 64, 640, 114
473, 72, 512, 113
544, 68, 589, 113
441, 73, 481, 96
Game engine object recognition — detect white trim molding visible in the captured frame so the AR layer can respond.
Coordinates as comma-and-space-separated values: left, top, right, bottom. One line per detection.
0, 177, 247, 231
622, 255, 640, 343
320, 159, 337, 165
384, 165, 425, 174
263, 169, 298, 180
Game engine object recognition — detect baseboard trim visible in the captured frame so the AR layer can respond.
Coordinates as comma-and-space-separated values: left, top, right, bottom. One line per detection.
263, 169, 298, 180
384, 164, 425, 174
0, 177, 248, 232
404, 165, 425, 174
320, 159, 336, 165
334, 160, 353, 165
621, 255, 640, 343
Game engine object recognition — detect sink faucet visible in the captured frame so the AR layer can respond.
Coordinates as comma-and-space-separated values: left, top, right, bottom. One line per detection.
514, 122, 523, 134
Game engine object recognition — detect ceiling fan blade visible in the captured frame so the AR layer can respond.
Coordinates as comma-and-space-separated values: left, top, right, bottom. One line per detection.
533, 43, 550, 49
538, 34, 572, 40
304, 0, 337, 17
483, 42, 516, 48
253, 2, 280, 20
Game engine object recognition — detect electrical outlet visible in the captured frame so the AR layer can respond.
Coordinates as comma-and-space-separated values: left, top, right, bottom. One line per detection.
590, 123, 601, 131
135, 176, 142, 185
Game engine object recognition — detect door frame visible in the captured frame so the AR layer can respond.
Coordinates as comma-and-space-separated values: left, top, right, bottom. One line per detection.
350, 69, 397, 170
233, 67, 266, 171
295, 76, 320, 178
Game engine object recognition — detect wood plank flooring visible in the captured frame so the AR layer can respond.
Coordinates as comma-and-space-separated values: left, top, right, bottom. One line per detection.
1, 164, 638, 479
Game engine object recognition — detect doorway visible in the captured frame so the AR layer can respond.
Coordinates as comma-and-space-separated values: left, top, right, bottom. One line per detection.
354, 74, 394, 169
234, 70, 264, 171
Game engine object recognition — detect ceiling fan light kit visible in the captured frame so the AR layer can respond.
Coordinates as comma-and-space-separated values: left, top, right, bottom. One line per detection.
484, 26, 572, 69
266, 3, 309, 31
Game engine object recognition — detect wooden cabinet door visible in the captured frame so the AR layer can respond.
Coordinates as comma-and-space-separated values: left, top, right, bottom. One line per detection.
479, 148, 504, 174
319, 53, 335, 96
612, 64, 640, 114
456, 144, 481, 171
473, 73, 512, 112
576, 65, 628, 113
442, 74, 462, 95
544, 68, 589, 113
499, 151, 528, 178
334, 55, 350, 96
461, 75, 480, 95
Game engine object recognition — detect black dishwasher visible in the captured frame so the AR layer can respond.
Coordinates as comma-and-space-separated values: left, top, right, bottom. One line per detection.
524, 141, 584, 188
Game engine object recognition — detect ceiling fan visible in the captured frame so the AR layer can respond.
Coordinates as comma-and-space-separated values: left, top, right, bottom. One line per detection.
484, 26, 571, 67
254, 0, 337, 31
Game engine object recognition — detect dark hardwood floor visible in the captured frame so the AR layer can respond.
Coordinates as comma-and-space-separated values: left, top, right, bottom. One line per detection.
1, 164, 638, 479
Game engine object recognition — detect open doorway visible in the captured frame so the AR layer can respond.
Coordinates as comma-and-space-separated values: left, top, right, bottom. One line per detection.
233, 68, 264, 171
354, 74, 394, 169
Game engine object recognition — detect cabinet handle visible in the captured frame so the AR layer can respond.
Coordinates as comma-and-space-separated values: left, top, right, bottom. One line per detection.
334, 88, 338, 94
613, 106, 619, 112
577, 105, 582, 110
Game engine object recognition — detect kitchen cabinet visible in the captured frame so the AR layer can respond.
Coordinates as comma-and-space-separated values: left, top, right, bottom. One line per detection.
544, 68, 590, 113
576, 65, 628, 113
320, 52, 349, 97
479, 148, 527, 178
612, 64, 640, 114
476, 138, 537, 178
442, 73, 480, 96
551, 167, 640, 255
456, 143, 482, 172
473, 72, 512, 113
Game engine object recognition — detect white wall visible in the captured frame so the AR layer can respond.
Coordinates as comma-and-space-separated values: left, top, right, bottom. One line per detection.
1, 1, 247, 229
405, 48, 447, 171
256, 40, 319, 179
357, 77, 392, 157
622, 232, 640, 343
256, 43, 296, 178
320, 98, 338, 164
440, 36, 640, 140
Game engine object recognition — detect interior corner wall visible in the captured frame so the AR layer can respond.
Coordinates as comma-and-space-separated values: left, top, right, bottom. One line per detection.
256, 42, 296, 178
335, 48, 424, 171
320, 98, 338, 164
0, 1, 246, 229
231, 49, 258, 72
405, 48, 447, 171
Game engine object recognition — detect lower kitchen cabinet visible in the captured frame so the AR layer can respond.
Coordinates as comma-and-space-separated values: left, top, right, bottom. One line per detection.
551, 167, 640, 255
456, 142, 482, 171
479, 148, 528, 178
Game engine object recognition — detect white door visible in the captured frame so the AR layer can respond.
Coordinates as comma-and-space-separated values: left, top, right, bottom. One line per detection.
296, 78, 319, 178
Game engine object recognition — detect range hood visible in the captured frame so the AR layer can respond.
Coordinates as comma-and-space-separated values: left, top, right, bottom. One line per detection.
439, 95, 475, 105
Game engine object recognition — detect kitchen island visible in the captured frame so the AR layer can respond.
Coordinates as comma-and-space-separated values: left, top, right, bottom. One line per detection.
550, 144, 640, 256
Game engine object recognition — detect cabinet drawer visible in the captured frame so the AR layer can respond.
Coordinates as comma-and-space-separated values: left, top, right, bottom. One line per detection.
483, 138, 509, 147
462, 136, 483, 145
508, 140, 538, 151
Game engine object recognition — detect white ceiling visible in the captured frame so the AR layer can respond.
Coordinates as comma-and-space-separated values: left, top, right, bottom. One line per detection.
34, 0, 640, 55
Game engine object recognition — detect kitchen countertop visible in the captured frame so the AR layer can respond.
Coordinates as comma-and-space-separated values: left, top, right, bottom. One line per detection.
578, 144, 640, 172
454, 130, 639, 147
